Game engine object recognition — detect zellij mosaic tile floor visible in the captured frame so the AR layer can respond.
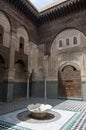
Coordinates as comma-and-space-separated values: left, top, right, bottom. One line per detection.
0, 100, 86, 130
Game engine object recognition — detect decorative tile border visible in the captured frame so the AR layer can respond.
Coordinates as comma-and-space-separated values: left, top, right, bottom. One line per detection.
0, 120, 31, 130
60, 112, 82, 130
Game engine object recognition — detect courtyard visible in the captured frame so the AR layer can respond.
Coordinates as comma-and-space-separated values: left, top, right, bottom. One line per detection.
0, 0, 86, 129
0, 98, 86, 130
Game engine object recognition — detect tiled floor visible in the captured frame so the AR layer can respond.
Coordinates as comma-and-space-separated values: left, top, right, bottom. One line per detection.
0, 108, 76, 130
0, 99, 86, 130
54, 100, 86, 112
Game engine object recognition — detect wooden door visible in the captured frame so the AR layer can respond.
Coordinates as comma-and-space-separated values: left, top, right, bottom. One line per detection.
58, 65, 81, 99
64, 80, 74, 97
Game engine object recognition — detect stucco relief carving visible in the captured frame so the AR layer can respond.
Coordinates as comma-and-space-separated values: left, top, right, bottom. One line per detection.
31, 43, 38, 66
58, 54, 79, 61
30, 42, 39, 80
58, 53, 81, 70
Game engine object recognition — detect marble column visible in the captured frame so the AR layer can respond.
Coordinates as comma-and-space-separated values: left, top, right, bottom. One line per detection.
26, 71, 30, 99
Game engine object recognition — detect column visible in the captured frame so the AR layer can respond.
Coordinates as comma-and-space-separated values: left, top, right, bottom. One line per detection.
43, 55, 48, 99
7, 30, 16, 102
26, 42, 31, 99
27, 71, 30, 99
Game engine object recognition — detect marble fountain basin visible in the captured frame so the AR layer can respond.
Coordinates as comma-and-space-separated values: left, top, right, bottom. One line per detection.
27, 103, 52, 119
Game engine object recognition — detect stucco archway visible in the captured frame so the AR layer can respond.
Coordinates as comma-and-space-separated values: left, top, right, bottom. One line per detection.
50, 28, 85, 99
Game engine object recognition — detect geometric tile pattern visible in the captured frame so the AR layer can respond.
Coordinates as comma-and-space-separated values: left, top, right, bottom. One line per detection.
0, 100, 86, 130
54, 100, 86, 130
0, 109, 75, 130
54, 100, 86, 112
70, 111, 86, 130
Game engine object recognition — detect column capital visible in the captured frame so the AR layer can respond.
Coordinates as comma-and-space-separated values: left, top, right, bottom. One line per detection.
26, 70, 31, 79
8, 68, 15, 81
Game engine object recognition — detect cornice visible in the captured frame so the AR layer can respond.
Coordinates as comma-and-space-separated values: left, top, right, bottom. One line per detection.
4, 0, 86, 26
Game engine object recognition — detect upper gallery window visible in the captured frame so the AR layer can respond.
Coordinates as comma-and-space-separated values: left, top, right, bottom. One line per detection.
59, 40, 62, 48
0, 25, 4, 45
73, 37, 77, 45
19, 37, 24, 52
66, 38, 69, 46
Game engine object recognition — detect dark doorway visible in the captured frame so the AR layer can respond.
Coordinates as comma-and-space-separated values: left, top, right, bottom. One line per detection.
14, 60, 27, 100
0, 55, 6, 102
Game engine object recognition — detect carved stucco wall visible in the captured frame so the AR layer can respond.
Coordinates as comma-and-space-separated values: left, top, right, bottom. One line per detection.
30, 42, 39, 80
46, 29, 86, 80
0, 11, 11, 48
58, 53, 82, 71
56, 29, 81, 49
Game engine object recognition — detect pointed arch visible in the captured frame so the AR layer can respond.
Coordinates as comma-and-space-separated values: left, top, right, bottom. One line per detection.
51, 28, 86, 47
50, 28, 86, 59
0, 11, 11, 48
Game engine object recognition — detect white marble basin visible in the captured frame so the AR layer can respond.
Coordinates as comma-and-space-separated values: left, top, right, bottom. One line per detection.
27, 103, 52, 119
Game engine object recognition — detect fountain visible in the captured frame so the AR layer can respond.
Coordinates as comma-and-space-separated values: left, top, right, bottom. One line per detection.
27, 103, 52, 119
17, 103, 61, 123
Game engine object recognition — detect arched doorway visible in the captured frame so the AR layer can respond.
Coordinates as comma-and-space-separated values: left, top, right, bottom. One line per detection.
0, 55, 6, 102
58, 65, 82, 99
14, 60, 27, 100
